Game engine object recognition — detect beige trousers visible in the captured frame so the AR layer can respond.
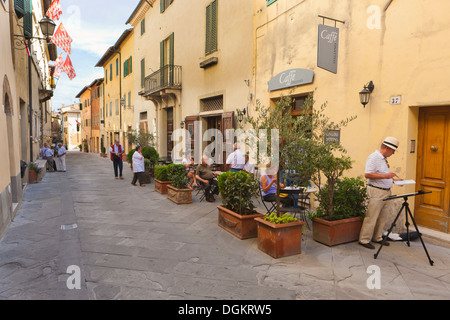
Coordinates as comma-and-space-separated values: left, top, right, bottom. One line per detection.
359, 186, 392, 244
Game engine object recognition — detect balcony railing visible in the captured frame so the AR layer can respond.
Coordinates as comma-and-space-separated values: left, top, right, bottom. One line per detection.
143, 65, 182, 97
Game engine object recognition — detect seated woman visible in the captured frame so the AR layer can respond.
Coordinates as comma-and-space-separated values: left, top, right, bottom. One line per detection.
182, 152, 197, 187
260, 165, 294, 209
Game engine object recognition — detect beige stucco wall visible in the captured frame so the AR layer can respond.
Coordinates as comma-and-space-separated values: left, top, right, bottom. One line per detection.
129, 0, 254, 158
252, 0, 450, 199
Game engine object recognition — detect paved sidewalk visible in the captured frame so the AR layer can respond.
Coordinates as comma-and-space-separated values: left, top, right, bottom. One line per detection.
0, 152, 449, 300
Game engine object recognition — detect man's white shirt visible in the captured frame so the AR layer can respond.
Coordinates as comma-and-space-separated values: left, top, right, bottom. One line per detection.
365, 150, 393, 189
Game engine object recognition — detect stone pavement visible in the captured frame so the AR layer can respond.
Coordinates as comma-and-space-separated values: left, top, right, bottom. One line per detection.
0, 152, 449, 300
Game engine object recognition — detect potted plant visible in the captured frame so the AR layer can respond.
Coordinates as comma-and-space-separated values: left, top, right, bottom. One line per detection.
309, 177, 368, 246
167, 164, 192, 205
154, 165, 171, 194
255, 212, 305, 258
217, 171, 264, 240
28, 162, 42, 184
100, 146, 107, 158
142, 146, 159, 177
78, 144, 82, 152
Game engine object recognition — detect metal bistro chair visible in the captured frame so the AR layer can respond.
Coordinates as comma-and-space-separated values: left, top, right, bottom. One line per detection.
257, 175, 277, 216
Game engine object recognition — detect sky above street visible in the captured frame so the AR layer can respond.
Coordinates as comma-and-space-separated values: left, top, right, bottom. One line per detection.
51, 0, 141, 110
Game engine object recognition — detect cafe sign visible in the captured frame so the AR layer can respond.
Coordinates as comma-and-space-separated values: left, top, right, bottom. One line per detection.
317, 24, 340, 74
268, 69, 314, 92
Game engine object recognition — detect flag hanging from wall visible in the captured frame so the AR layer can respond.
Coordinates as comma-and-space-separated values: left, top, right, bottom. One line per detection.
51, 23, 72, 54
46, 0, 63, 21
63, 55, 76, 80
53, 53, 64, 78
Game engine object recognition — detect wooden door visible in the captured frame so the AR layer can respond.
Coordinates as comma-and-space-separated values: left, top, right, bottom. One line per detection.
185, 116, 199, 159
221, 112, 235, 171
415, 107, 450, 233
166, 108, 174, 160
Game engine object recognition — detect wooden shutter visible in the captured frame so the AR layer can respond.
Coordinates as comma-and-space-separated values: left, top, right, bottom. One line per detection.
160, 40, 165, 85
129, 56, 132, 74
23, 0, 32, 38
169, 33, 174, 85
14, 0, 25, 19
205, 0, 218, 56
160, 0, 165, 13
140, 58, 145, 88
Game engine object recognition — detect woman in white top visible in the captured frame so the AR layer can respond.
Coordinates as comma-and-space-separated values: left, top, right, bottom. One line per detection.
131, 146, 146, 187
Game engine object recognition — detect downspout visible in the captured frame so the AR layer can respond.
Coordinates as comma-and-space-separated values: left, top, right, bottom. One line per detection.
28, 39, 33, 162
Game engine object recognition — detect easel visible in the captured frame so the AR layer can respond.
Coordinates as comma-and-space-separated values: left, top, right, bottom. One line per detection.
374, 191, 434, 266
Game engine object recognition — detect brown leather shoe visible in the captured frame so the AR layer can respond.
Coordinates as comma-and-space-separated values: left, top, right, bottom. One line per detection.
359, 242, 375, 250
374, 240, 390, 246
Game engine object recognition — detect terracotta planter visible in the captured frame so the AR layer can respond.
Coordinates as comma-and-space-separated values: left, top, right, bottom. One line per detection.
217, 206, 264, 240
255, 217, 305, 259
312, 217, 363, 247
155, 179, 172, 194
167, 185, 193, 204
29, 170, 38, 184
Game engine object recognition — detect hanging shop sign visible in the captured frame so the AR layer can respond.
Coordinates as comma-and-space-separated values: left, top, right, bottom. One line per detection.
268, 69, 314, 92
317, 24, 340, 74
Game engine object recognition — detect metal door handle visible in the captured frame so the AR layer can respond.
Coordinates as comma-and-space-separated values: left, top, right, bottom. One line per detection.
430, 145, 438, 152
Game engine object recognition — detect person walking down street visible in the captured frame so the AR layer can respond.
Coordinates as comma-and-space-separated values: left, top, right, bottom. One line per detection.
42, 143, 55, 172
359, 137, 402, 250
110, 139, 125, 180
131, 146, 146, 187
56, 143, 67, 172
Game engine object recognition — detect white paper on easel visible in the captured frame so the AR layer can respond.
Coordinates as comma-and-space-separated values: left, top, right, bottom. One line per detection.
394, 180, 416, 186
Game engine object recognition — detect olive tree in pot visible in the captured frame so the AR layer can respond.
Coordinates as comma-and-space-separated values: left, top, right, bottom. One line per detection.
217, 171, 263, 240
167, 164, 192, 205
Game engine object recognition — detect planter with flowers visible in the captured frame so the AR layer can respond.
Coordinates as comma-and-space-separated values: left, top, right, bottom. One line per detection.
255, 212, 305, 258
28, 162, 42, 184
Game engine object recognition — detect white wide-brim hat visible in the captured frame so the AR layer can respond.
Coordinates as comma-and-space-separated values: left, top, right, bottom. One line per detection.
383, 137, 400, 151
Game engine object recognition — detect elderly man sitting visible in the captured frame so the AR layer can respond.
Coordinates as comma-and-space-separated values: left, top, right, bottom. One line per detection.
195, 155, 220, 202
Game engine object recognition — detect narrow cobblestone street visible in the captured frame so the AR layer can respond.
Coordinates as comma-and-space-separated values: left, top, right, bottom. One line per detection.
0, 152, 449, 300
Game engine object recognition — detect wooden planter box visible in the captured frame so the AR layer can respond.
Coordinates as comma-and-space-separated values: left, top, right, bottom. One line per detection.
217, 206, 264, 240
155, 179, 172, 195
167, 185, 193, 205
312, 217, 363, 247
255, 217, 305, 259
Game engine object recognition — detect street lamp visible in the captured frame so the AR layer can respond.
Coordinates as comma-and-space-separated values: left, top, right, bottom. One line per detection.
359, 81, 375, 108
39, 16, 57, 40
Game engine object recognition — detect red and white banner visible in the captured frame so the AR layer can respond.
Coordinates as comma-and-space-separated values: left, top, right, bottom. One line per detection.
63, 55, 76, 80
46, 0, 63, 21
53, 53, 64, 78
51, 23, 72, 54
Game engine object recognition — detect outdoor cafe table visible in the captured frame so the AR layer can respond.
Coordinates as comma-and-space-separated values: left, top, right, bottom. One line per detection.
280, 186, 318, 210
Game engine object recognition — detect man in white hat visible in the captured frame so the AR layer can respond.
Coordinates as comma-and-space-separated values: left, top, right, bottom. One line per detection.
359, 137, 400, 249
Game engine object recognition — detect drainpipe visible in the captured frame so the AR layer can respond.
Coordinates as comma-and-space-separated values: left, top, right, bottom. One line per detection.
27, 39, 33, 162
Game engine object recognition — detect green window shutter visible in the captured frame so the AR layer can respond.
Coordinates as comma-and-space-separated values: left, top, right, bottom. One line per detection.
105, 70, 108, 84
140, 58, 145, 88
160, 0, 165, 13
123, 60, 128, 78
129, 56, 132, 74
141, 18, 145, 35
14, 0, 25, 19
169, 33, 174, 85
23, 0, 32, 38
116, 58, 119, 76
160, 40, 165, 85
110, 64, 113, 81
205, 0, 218, 56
